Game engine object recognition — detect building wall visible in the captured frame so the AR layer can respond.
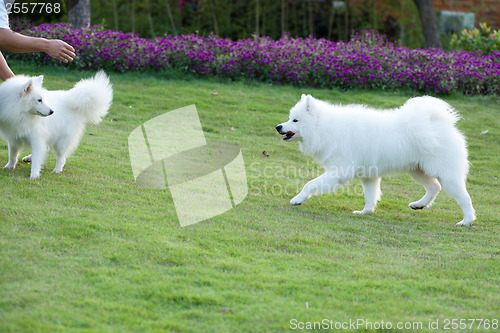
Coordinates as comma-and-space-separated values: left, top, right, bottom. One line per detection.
433, 0, 500, 29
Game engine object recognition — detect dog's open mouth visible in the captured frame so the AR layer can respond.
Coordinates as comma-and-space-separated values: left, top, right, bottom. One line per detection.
283, 131, 295, 141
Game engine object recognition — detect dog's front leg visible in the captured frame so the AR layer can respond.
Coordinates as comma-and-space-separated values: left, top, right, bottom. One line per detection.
4, 140, 22, 169
290, 172, 341, 205
29, 140, 48, 179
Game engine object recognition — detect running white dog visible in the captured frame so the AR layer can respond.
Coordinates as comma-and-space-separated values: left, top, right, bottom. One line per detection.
276, 94, 475, 226
0, 71, 113, 179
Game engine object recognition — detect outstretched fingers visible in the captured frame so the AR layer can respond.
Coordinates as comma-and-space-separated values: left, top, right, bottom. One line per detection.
46, 40, 75, 63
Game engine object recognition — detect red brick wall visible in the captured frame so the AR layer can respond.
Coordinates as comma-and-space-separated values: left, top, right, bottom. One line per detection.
433, 0, 500, 29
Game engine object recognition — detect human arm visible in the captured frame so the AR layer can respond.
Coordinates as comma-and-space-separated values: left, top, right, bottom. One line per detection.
0, 28, 75, 63
0, 50, 14, 80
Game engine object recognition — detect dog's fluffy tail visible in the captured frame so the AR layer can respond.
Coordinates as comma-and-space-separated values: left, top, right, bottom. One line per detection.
404, 96, 461, 126
66, 71, 113, 124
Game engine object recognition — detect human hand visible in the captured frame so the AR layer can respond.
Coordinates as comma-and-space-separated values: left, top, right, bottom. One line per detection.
44, 39, 75, 63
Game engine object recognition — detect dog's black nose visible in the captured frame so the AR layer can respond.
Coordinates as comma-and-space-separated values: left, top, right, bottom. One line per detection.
276, 125, 282, 133
49, 110, 54, 115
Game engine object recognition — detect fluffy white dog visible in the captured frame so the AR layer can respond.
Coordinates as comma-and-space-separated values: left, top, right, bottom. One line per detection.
276, 94, 475, 226
0, 71, 113, 179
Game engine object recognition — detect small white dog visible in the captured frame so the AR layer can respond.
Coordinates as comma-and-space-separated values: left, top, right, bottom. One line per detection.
0, 71, 113, 179
276, 94, 475, 226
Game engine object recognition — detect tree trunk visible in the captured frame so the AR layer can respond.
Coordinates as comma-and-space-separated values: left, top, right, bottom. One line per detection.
165, 0, 177, 35
143, 0, 155, 37
210, 0, 219, 35
327, 2, 334, 40
112, 0, 119, 30
255, 0, 259, 35
413, 0, 442, 49
308, 0, 314, 36
281, 0, 286, 36
344, 0, 349, 41
68, 0, 91, 28
131, 0, 135, 33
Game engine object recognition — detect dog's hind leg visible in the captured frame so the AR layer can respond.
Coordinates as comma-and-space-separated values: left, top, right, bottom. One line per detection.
408, 168, 441, 209
290, 172, 343, 205
353, 177, 381, 214
22, 146, 50, 163
439, 176, 475, 226
53, 152, 66, 173
22, 154, 32, 163
4, 141, 22, 169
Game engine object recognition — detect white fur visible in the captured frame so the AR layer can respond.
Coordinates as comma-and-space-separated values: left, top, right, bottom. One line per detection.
276, 94, 476, 226
0, 71, 113, 179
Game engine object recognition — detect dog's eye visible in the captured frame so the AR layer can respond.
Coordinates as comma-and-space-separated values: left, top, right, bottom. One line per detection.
37, 99, 42, 103
293, 119, 298, 122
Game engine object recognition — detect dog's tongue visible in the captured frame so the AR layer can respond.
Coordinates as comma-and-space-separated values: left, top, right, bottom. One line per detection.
283, 131, 295, 141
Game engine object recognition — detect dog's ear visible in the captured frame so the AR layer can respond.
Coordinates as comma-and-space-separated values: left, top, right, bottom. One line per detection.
23, 79, 34, 94
300, 94, 307, 106
33, 75, 44, 86
23, 76, 44, 94
306, 94, 314, 113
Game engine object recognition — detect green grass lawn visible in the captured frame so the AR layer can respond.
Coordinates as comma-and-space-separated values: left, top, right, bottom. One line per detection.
1, 62, 499, 333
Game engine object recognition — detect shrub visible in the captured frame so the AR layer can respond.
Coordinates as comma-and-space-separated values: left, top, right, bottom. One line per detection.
6, 21, 500, 95
450, 22, 500, 55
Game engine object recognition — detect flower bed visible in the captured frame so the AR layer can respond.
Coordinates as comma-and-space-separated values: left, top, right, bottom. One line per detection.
8, 20, 500, 95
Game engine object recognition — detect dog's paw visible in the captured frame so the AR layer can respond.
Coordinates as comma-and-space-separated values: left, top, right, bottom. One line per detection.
409, 201, 425, 210
353, 209, 374, 214
22, 155, 32, 163
3, 163, 15, 169
290, 196, 305, 206
30, 172, 41, 179
456, 220, 473, 227
52, 168, 63, 174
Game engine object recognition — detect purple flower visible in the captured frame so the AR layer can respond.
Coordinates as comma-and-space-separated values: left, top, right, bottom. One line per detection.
7, 23, 499, 95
